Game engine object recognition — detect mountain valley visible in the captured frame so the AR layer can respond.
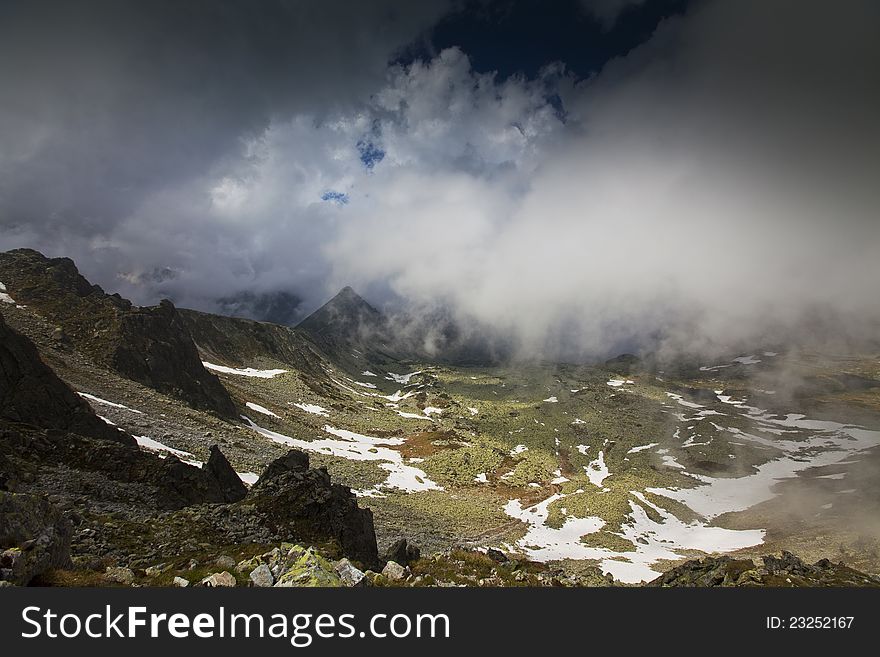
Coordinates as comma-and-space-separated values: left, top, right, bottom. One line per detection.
2, 249, 879, 587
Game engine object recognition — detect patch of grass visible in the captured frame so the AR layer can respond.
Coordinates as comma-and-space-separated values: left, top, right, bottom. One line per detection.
421, 441, 507, 485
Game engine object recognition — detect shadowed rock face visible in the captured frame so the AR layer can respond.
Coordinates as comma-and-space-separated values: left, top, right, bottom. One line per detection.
0, 313, 134, 445
383, 537, 420, 566
0, 249, 237, 418
0, 491, 72, 585
249, 450, 380, 569
205, 444, 247, 502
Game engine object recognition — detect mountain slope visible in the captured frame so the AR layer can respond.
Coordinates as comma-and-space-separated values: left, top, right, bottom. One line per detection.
0, 308, 382, 584
0, 249, 237, 418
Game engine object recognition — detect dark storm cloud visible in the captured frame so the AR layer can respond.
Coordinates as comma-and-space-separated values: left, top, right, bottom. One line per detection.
0, 0, 449, 239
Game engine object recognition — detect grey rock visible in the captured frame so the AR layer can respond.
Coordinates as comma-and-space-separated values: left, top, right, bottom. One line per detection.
145, 563, 170, 577
105, 566, 135, 585
198, 571, 237, 587
335, 558, 366, 587
249, 564, 274, 587
172, 576, 190, 588
486, 548, 508, 563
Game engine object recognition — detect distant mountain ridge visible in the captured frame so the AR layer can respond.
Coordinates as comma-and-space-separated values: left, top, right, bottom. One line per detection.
296, 286, 509, 365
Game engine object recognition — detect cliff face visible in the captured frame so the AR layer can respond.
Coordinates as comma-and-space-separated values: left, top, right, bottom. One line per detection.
111, 299, 238, 417
0, 249, 236, 418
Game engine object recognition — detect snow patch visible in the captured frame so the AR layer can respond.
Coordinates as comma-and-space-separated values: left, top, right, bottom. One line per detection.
0, 282, 15, 304
77, 392, 144, 414
237, 472, 259, 486
627, 443, 658, 454
245, 402, 279, 418
585, 451, 610, 487
293, 402, 330, 417
134, 435, 193, 459
385, 371, 422, 385
203, 362, 287, 378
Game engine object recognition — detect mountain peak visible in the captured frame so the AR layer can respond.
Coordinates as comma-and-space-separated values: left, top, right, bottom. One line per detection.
333, 285, 362, 302
296, 286, 384, 351
318, 286, 377, 315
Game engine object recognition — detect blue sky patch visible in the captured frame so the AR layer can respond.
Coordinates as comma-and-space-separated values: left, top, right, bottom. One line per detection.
321, 190, 349, 205
357, 139, 385, 170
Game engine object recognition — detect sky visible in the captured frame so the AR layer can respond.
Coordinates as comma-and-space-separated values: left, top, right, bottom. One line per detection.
1, 0, 879, 360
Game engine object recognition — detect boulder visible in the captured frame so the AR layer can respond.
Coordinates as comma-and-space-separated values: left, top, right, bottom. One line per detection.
214, 555, 237, 570
172, 576, 189, 588
198, 571, 237, 587
335, 558, 366, 587
254, 450, 310, 485
381, 560, 406, 581
249, 564, 274, 587
274, 548, 342, 587
154, 455, 225, 508
648, 552, 880, 587
105, 566, 135, 585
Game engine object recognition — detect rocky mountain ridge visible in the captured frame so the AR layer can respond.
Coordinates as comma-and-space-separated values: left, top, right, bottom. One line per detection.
0, 249, 236, 418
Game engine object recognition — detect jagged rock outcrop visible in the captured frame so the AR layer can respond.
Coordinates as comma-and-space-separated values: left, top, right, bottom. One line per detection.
113, 299, 238, 418
0, 249, 236, 418
155, 454, 227, 508
205, 444, 247, 502
248, 450, 379, 568
0, 313, 133, 445
0, 491, 72, 585
648, 551, 880, 587
0, 424, 234, 511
